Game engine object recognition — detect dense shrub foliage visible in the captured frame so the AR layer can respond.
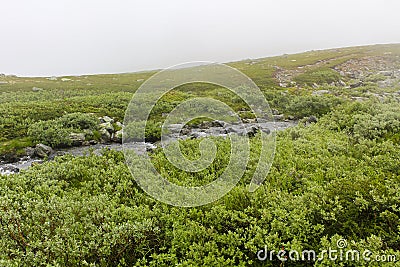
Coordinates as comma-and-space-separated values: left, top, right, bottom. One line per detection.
1, 101, 400, 266
27, 113, 98, 147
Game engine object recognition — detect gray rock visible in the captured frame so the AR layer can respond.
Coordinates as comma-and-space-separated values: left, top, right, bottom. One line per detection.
307, 115, 318, 124
34, 144, 53, 158
32, 87, 43, 92
99, 122, 114, 133
113, 130, 123, 143
312, 90, 330, 96
190, 132, 208, 139
99, 116, 114, 124
99, 128, 111, 142
350, 81, 363, 89
271, 109, 280, 115
273, 114, 285, 121
246, 126, 260, 137
69, 133, 86, 146
0, 165, 20, 174
25, 147, 35, 157
378, 71, 393, 77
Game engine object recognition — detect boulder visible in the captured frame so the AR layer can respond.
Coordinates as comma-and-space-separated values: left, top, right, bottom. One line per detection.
245, 126, 260, 137
99, 128, 111, 143
273, 114, 285, 121
113, 130, 123, 143
350, 81, 363, 89
25, 147, 35, 157
34, 144, 53, 158
0, 165, 20, 174
99, 116, 114, 124
32, 87, 43, 92
312, 90, 330, 96
69, 133, 86, 146
99, 122, 114, 133
307, 115, 318, 124
378, 71, 393, 77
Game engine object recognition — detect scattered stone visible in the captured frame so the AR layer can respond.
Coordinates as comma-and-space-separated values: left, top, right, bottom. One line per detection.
34, 144, 53, 158
377, 79, 396, 88
25, 147, 35, 157
32, 87, 43, 92
307, 115, 318, 124
99, 122, 114, 133
99, 116, 114, 124
245, 126, 260, 137
378, 70, 393, 77
99, 128, 111, 142
271, 109, 280, 115
190, 132, 208, 139
273, 114, 285, 121
350, 81, 363, 89
312, 90, 330, 96
89, 140, 98, 145
69, 133, 86, 146
113, 130, 123, 143
0, 165, 20, 174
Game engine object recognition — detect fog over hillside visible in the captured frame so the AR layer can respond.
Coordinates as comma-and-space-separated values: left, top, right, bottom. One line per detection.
1, 0, 400, 76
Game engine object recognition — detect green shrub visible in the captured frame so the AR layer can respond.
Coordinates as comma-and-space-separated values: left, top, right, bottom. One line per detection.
27, 120, 72, 147
58, 112, 98, 131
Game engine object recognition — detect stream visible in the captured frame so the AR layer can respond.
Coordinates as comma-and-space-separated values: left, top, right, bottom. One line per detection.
0, 121, 296, 175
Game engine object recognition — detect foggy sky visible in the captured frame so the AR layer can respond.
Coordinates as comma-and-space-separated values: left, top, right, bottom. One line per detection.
1, 0, 400, 77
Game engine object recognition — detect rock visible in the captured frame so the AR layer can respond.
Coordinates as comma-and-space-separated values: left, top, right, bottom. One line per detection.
287, 115, 295, 120
99, 116, 114, 124
273, 114, 285, 121
115, 121, 123, 129
34, 144, 53, 158
312, 83, 320, 89
312, 90, 330, 96
61, 78, 72, 81
47, 76, 57, 81
25, 147, 35, 157
99, 128, 111, 142
338, 80, 347, 87
377, 79, 395, 88
0, 81, 8, 85
99, 122, 114, 133
113, 130, 123, 143
378, 71, 393, 77
190, 132, 208, 139
0, 165, 20, 174
350, 81, 363, 89
271, 109, 280, 115
180, 128, 191, 136
307, 115, 318, 124
246, 126, 260, 137
89, 140, 98, 145
32, 87, 43, 92
69, 133, 86, 146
